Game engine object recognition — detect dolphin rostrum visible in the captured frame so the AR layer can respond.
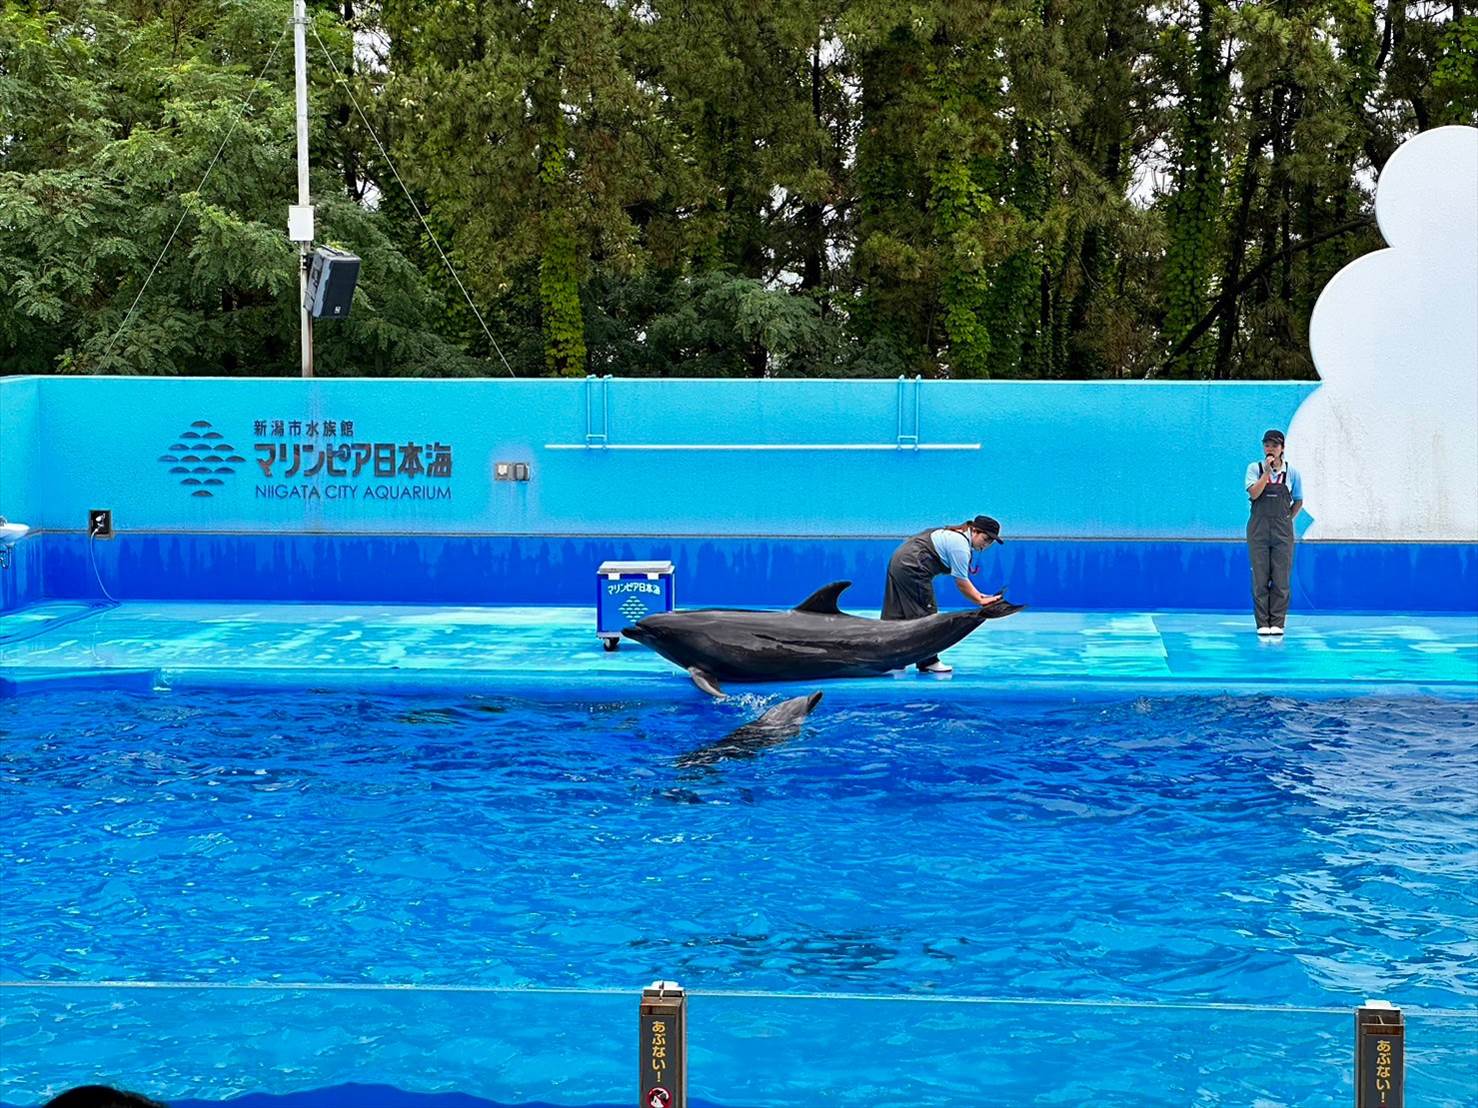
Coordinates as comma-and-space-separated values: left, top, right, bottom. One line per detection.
676, 691, 824, 768
623, 580, 1024, 696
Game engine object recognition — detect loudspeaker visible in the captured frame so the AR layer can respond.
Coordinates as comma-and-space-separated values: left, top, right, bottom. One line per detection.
305, 246, 361, 319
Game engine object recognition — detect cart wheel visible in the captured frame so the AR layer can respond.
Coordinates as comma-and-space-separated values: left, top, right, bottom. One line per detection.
602, 638, 620, 652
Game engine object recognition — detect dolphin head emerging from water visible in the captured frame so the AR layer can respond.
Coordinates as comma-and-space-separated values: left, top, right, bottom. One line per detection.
676, 691, 824, 768
623, 580, 1024, 696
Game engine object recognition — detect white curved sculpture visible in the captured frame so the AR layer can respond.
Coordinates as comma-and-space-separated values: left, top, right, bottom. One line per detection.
1288, 125, 1478, 540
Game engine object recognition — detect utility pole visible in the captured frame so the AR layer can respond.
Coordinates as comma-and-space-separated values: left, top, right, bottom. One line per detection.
289, 0, 314, 378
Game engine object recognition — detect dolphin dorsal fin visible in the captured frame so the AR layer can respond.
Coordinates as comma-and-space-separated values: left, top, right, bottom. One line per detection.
794, 581, 851, 615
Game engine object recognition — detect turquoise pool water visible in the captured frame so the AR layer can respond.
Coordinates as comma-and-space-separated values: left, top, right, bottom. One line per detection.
3, 686, 1475, 1104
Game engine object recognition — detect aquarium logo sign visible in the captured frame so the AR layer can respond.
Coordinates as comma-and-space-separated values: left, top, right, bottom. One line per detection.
157, 419, 246, 499
250, 414, 454, 502
161, 416, 456, 502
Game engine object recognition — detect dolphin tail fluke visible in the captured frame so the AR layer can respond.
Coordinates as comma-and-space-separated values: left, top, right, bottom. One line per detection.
688, 667, 725, 698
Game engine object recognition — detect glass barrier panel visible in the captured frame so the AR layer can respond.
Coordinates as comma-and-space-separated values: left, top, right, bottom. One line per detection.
3, 984, 1474, 1106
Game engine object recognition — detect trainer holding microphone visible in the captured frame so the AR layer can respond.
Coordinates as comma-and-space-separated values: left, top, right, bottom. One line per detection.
1245, 429, 1304, 635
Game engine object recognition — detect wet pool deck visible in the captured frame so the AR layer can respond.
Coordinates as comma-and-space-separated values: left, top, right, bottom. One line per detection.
2, 601, 1474, 699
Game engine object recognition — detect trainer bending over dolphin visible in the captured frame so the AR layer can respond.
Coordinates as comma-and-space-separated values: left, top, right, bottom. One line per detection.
883, 514, 1007, 675
623, 580, 1023, 696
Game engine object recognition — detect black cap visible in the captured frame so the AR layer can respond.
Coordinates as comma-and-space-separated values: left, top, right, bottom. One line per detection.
1262, 428, 1285, 444
970, 515, 1004, 543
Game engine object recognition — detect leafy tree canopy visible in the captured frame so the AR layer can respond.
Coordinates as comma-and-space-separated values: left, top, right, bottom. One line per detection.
2, 0, 1473, 378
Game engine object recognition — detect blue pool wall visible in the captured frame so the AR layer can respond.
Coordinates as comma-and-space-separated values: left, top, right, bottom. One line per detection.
2, 375, 1474, 612
23, 532, 1477, 612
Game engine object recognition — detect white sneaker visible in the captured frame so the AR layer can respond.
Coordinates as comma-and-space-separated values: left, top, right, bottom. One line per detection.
1269, 626, 1284, 636
920, 660, 953, 674
1257, 626, 1274, 636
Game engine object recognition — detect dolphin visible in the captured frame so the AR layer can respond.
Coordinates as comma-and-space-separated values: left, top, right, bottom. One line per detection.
623, 580, 1024, 696
676, 691, 825, 768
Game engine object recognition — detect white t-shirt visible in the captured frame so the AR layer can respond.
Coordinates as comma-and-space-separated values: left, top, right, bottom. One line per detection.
929, 529, 972, 579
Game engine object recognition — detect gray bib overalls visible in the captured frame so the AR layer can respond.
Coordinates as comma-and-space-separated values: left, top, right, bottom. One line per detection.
1247, 465, 1295, 628
882, 527, 957, 668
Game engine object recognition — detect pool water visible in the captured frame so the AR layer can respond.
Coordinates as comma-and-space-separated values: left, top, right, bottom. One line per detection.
3, 688, 1476, 1102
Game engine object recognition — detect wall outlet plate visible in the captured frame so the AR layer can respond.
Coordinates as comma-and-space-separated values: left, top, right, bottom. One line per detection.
88, 509, 113, 539
495, 462, 531, 482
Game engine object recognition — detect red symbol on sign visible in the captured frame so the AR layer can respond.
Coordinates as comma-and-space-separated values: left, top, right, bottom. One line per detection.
646, 1088, 672, 1108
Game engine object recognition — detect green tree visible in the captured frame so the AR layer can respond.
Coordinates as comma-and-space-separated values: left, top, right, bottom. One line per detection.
582, 0, 852, 376
1158, 0, 1229, 377
6, 0, 1468, 380
378, 0, 677, 375
0, 0, 479, 375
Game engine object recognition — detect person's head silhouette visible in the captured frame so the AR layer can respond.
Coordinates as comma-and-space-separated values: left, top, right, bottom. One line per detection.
43, 1087, 166, 1108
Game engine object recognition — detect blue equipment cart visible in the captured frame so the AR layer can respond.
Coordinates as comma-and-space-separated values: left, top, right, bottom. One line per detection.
596, 560, 676, 651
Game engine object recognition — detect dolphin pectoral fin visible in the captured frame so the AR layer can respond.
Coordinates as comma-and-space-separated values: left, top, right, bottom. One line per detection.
688, 667, 726, 698
793, 581, 851, 615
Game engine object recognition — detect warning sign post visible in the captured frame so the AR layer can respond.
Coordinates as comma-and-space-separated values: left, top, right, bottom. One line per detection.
1354, 1001, 1403, 1108
639, 980, 687, 1108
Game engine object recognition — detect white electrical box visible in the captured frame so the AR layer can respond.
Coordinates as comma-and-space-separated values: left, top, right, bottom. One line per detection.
288, 204, 315, 243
